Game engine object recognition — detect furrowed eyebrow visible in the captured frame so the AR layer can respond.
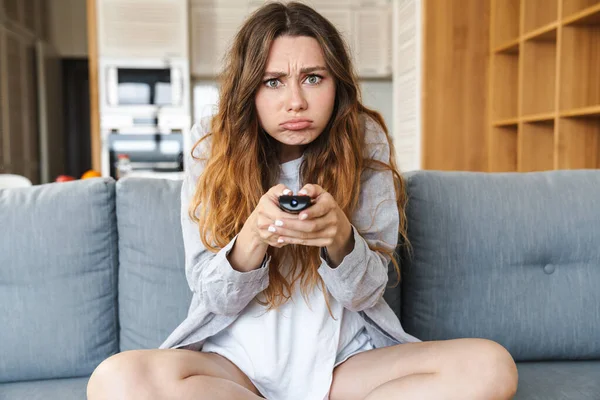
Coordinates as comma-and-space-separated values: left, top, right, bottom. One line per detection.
263, 66, 327, 78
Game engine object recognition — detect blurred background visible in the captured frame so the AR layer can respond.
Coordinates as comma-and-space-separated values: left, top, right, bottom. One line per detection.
0, 0, 598, 185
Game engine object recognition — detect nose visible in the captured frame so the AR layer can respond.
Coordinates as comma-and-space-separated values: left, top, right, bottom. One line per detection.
286, 83, 308, 112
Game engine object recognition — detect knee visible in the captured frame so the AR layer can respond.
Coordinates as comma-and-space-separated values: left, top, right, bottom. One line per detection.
457, 339, 518, 400
87, 350, 157, 400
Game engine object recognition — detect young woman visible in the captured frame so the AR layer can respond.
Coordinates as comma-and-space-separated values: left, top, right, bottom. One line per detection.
87, 2, 518, 399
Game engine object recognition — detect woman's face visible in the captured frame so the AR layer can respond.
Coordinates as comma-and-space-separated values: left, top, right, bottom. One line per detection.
255, 35, 336, 163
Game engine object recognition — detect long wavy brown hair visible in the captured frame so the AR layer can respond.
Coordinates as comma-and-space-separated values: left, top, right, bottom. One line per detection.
189, 1, 410, 315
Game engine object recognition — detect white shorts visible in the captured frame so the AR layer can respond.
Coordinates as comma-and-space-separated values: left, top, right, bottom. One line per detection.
203, 327, 375, 400
323, 327, 376, 400
334, 326, 375, 367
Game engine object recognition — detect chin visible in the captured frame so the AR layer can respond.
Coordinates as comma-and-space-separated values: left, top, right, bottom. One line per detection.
288, 134, 317, 144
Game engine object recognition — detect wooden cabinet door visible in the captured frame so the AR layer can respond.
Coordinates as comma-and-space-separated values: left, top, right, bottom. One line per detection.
36, 42, 65, 183
2, 0, 21, 25
0, 26, 6, 174
3, 28, 25, 178
22, 0, 36, 34
35, 0, 50, 41
0, 27, 40, 183
1, 0, 44, 36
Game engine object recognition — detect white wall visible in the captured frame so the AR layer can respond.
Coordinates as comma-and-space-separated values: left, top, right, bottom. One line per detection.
48, 0, 88, 58
360, 80, 393, 133
393, 0, 421, 172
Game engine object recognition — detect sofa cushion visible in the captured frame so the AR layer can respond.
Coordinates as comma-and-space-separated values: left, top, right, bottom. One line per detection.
515, 361, 600, 399
401, 170, 600, 361
0, 178, 119, 383
0, 376, 88, 400
116, 177, 191, 351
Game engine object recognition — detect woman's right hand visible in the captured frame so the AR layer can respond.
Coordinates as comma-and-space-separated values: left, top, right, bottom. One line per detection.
228, 184, 298, 272
248, 184, 299, 249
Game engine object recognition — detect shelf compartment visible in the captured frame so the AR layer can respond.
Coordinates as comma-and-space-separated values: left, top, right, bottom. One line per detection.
491, 0, 520, 47
559, 25, 600, 110
490, 52, 519, 121
557, 116, 600, 168
563, 1, 600, 24
489, 125, 518, 172
522, 37, 557, 116
519, 121, 555, 171
523, 0, 558, 33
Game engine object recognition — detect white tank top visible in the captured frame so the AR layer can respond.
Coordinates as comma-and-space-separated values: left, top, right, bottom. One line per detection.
202, 156, 368, 400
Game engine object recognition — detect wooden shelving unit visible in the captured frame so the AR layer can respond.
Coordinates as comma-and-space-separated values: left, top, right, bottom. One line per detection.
489, 0, 600, 172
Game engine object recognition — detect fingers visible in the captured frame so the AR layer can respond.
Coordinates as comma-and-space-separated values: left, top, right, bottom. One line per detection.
261, 185, 299, 222
297, 191, 334, 220
268, 226, 336, 246
254, 211, 288, 248
256, 184, 338, 248
265, 211, 338, 249
267, 184, 293, 199
263, 184, 301, 220
275, 236, 334, 247
297, 183, 325, 198
254, 184, 299, 248
273, 212, 334, 233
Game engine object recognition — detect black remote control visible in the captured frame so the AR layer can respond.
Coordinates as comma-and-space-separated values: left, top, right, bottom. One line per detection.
278, 195, 312, 214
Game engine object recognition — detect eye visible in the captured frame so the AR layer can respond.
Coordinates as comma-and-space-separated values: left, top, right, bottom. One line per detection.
305, 75, 322, 85
264, 79, 280, 89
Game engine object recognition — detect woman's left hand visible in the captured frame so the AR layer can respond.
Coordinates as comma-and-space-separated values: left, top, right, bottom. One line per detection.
270, 184, 355, 265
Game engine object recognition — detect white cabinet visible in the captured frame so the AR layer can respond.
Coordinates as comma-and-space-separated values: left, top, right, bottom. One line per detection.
189, 0, 392, 78
97, 0, 188, 58
304, 0, 390, 6
317, 8, 353, 51
190, 0, 260, 5
352, 7, 392, 77
297, 1, 393, 77
190, 6, 251, 76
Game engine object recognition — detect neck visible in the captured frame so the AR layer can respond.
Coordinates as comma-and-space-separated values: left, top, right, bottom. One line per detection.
279, 145, 304, 163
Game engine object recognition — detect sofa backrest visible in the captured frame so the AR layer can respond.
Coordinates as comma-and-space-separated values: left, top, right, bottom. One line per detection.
0, 178, 119, 383
115, 178, 191, 351
400, 170, 600, 362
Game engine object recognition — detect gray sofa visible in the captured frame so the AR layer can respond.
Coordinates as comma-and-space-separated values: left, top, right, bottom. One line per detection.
1, 170, 599, 399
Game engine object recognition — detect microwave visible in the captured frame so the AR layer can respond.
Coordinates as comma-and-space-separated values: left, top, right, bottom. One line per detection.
104, 65, 184, 107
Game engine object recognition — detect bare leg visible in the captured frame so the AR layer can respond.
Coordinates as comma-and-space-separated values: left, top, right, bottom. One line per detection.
364, 373, 480, 400
87, 349, 263, 400
176, 375, 262, 400
329, 338, 518, 400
